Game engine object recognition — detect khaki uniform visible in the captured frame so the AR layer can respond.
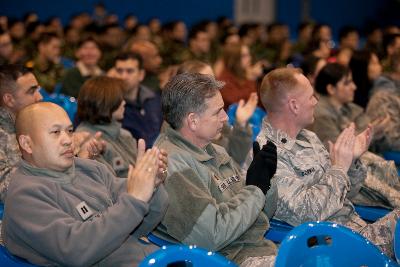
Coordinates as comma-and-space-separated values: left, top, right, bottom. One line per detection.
257, 120, 400, 256
154, 125, 276, 265
312, 96, 400, 208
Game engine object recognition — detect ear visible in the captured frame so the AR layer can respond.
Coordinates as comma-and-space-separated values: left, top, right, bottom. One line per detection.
18, 135, 33, 154
326, 84, 336, 96
288, 98, 299, 115
3, 92, 15, 109
186, 112, 198, 131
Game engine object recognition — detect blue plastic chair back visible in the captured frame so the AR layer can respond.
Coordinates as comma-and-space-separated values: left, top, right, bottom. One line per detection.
0, 246, 38, 267
147, 233, 175, 247
355, 205, 391, 222
40, 89, 77, 121
0, 203, 4, 219
383, 151, 400, 165
265, 219, 294, 243
139, 245, 237, 267
275, 221, 398, 267
227, 103, 267, 141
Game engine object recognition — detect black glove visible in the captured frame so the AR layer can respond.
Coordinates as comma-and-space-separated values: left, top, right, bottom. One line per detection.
246, 141, 277, 194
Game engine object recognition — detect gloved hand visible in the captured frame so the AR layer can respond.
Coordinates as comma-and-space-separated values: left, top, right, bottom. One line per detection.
246, 141, 277, 194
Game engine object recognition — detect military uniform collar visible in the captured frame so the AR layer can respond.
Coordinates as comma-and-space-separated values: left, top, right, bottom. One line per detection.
260, 119, 313, 150
0, 107, 16, 133
19, 159, 76, 184
165, 125, 230, 165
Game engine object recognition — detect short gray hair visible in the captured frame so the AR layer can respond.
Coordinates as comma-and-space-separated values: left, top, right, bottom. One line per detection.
162, 73, 225, 129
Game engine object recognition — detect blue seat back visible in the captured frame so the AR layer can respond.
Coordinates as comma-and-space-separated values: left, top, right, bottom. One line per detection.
139, 245, 237, 267
265, 219, 294, 243
354, 205, 391, 222
275, 221, 398, 267
0, 246, 38, 267
383, 151, 400, 166
147, 233, 175, 247
40, 89, 77, 121
227, 103, 266, 141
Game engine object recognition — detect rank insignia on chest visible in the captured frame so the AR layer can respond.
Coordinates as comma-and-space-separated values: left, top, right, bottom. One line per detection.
76, 201, 94, 221
218, 175, 241, 192
112, 156, 125, 171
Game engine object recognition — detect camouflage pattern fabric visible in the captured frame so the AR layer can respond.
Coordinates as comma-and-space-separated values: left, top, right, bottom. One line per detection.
256, 120, 399, 256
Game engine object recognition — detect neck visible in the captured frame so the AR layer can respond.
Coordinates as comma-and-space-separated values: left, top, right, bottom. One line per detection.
327, 96, 344, 111
267, 113, 302, 139
179, 127, 209, 149
125, 86, 139, 102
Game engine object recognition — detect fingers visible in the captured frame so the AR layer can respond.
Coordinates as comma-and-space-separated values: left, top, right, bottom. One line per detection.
237, 99, 245, 108
136, 139, 146, 162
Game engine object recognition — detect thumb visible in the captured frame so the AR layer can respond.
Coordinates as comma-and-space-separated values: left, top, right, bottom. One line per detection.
237, 99, 245, 108
253, 141, 261, 157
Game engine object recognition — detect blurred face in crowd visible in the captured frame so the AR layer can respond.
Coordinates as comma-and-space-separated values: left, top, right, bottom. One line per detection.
191, 31, 210, 54
39, 37, 61, 63
0, 32, 13, 60
173, 22, 187, 42
240, 45, 252, 69
76, 40, 101, 67
368, 53, 382, 81
114, 58, 144, 90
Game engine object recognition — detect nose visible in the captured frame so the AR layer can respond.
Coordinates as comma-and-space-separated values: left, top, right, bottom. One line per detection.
35, 90, 43, 102
221, 109, 228, 123
61, 131, 73, 146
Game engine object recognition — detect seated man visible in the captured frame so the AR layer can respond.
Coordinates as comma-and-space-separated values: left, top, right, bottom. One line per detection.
154, 73, 277, 266
2, 102, 168, 266
255, 67, 400, 256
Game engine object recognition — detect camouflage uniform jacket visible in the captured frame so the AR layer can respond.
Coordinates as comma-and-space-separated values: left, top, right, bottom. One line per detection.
257, 120, 367, 228
312, 95, 400, 208
30, 57, 65, 93
0, 107, 20, 202
366, 75, 400, 153
154, 125, 276, 264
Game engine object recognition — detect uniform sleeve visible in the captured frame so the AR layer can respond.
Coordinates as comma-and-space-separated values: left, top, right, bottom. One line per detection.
346, 158, 367, 198
161, 154, 265, 251
272, 158, 351, 226
132, 184, 169, 238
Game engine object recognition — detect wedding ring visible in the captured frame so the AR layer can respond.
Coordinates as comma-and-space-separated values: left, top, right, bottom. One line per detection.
162, 169, 168, 175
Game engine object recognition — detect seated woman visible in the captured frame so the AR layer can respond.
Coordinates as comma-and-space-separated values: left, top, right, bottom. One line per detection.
76, 76, 137, 177
217, 43, 262, 110
311, 62, 400, 208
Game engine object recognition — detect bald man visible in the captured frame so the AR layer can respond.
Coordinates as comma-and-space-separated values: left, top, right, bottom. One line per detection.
252, 67, 400, 256
2, 102, 168, 266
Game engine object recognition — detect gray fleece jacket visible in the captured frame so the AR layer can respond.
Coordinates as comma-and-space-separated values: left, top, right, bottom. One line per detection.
2, 158, 168, 267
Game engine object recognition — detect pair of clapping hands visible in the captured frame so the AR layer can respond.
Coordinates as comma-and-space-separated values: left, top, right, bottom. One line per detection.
73, 132, 168, 203
328, 122, 372, 173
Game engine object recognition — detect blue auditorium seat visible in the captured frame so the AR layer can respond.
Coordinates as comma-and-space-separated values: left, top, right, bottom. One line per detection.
275, 221, 398, 267
0, 246, 38, 267
139, 245, 237, 267
354, 205, 391, 222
